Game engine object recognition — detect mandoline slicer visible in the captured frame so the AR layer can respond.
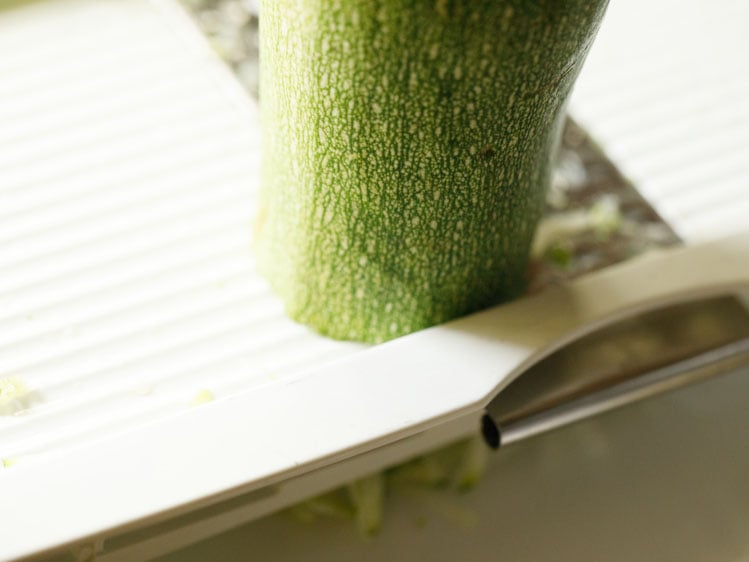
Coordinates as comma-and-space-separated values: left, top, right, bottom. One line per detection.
1, 1, 749, 560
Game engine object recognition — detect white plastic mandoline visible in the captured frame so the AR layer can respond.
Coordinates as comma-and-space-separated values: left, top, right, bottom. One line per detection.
1, 1, 749, 560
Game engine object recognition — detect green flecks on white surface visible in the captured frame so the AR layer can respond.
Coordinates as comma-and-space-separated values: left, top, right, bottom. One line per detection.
0, 377, 30, 416
189, 389, 215, 406
1, 457, 18, 469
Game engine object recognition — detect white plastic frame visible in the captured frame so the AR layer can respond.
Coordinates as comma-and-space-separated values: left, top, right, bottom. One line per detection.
2, 232, 749, 561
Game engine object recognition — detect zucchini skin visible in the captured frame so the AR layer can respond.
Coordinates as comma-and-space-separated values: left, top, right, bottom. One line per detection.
256, 0, 608, 343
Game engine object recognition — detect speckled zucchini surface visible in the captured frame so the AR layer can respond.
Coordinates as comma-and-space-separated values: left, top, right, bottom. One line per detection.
255, 0, 608, 342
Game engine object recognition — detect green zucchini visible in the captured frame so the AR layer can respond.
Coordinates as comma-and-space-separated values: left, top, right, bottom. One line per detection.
256, 0, 608, 343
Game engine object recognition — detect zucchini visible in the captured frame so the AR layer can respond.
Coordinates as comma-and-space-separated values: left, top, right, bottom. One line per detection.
255, 0, 608, 343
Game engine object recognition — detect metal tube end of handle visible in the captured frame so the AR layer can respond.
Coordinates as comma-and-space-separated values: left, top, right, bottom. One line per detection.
481, 413, 502, 450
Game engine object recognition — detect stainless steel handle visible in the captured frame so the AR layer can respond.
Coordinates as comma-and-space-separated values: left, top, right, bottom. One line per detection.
483, 336, 749, 449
